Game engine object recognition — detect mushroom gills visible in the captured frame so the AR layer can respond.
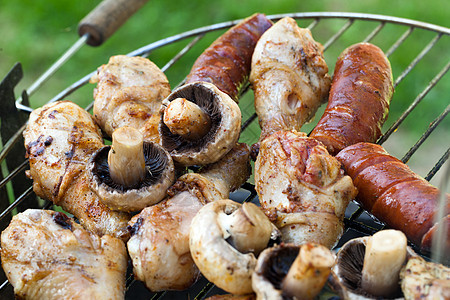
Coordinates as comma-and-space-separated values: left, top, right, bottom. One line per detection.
252, 243, 334, 300
161, 83, 222, 153
330, 233, 417, 300
93, 142, 170, 192
160, 81, 241, 166
163, 97, 212, 141
361, 229, 407, 297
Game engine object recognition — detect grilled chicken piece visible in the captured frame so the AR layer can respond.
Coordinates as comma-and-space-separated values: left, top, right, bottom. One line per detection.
91, 55, 171, 143
24, 101, 130, 240
250, 17, 331, 142
254, 131, 357, 248
1, 209, 127, 300
400, 256, 450, 300
127, 143, 251, 291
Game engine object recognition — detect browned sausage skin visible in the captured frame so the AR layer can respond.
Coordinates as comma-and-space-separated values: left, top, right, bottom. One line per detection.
185, 13, 273, 102
310, 43, 394, 155
336, 142, 449, 252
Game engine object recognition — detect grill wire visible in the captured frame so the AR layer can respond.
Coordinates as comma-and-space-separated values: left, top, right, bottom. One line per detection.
0, 12, 448, 299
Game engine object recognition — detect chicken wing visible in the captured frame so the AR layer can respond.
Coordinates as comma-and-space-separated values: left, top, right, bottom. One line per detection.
1, 209, 127, 300
24, 101, 130, 239
254, 130, 357, 248
250, 17, 331, 141
91, 55, 171, 143
127, 143, 251, 291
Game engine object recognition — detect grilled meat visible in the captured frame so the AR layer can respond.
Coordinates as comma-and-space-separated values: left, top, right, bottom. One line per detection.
127, 143, 251, 291
23, 101, 130, 239
400, 256, 450, 300
1, 209, 127, 300
254, 130, 357, 248
91, 55, 171, 143
250, 17, 331, 142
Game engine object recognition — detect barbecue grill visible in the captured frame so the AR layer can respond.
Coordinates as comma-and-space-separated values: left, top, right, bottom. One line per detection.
0, 11, 448, 299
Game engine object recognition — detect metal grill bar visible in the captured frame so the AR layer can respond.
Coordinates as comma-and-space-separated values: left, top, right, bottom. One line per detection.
306, 18, 320, 30
161, 34, 205, 73
426, 148, 450, 181
394, 32, 443, 87
0, 160, 28, 190
0, 124, 27, 165
362, 21, 385, 43
0, 186, 33, 221
401, 104, 450, 164
386, 26, 415, 57
378, 61, 450, 145
323, 19, 354, 51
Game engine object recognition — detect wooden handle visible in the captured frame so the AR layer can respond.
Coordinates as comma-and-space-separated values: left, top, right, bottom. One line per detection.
78, 0, 149, 46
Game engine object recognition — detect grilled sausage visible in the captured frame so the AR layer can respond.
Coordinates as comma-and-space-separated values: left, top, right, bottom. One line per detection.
336, 142, 449, 252
185, 13, 273, 102
310, 43, 393, 155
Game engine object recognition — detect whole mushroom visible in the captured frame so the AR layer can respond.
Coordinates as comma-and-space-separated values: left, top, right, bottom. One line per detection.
330, 230, 417, 299
88, 126, 175, 212
160, 81, 241, 166
252, 243, 335, 300
190, 199, 281, 295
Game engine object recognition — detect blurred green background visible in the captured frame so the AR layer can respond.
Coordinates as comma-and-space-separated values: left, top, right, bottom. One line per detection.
1, 0, 449, 186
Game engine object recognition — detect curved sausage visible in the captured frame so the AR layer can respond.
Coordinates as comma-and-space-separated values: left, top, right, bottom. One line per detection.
336, 142, 449, 252
310, 43, 393, 155
185, 13, 273, 102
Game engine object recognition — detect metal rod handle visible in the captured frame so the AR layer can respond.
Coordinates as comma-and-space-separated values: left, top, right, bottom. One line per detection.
78, 0, 150, 46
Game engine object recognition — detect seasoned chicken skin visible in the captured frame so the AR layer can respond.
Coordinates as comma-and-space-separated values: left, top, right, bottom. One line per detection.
127, 143, 251, 291
250, 17, 331, 141
23, 101, 130, 239
1, 209, 127, 300
400, 256, 450, 300
255, 131, 357, 248
91, 55, 171, 142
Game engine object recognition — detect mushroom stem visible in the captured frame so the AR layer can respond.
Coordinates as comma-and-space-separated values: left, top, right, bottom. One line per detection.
163, 98, 212, 141
361, 229, 407, 297
282, 243, 334, 300
218, 202, 273, 255
108, 126, 146, 187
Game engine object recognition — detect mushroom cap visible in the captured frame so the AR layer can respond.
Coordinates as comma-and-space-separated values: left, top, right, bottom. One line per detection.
189, 199, 279, 295
252, 243, 301, 300
88, 142, 175, 212
329, 236, 417, 300
160, 81, 241, 166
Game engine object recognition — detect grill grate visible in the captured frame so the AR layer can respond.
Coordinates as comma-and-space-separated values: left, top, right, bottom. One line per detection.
0, 12, 448, 299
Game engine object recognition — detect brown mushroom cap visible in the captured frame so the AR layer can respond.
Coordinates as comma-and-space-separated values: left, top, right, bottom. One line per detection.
160, 81, 241, 166
88, 141, 175, 212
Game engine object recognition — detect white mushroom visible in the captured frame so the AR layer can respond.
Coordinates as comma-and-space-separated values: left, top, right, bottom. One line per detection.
190, 199, 280, 295
88, 126, 175, 212
330, 231, 417, 300
252, 243, 334, 300
361, 229, 408, 297
160, 81, 241, 166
